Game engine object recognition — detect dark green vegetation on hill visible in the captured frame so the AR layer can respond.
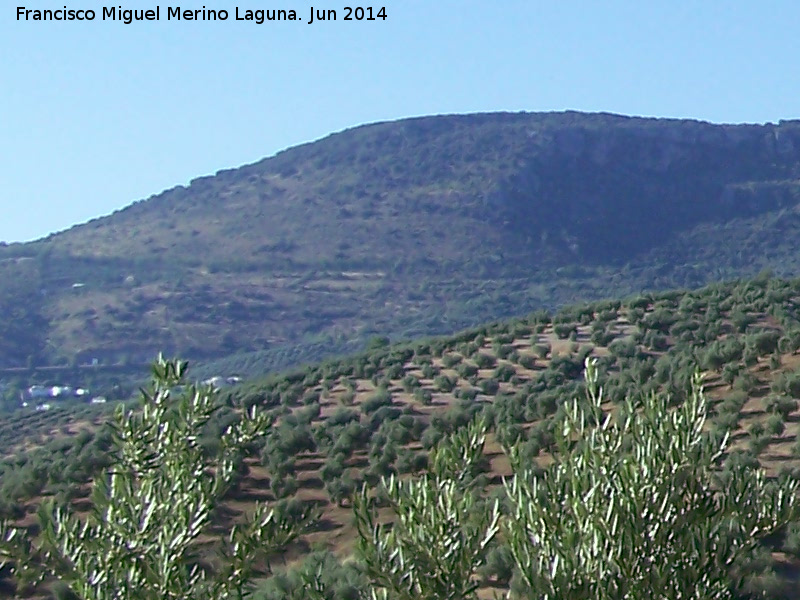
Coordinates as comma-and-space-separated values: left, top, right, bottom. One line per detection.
5, 277, 800, 597
3, 112, 800, 374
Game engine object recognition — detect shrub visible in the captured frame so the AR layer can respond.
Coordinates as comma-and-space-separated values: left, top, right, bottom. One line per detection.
764, 395, 798, 419
749, 434, 771, 456
479, 378, 500, 396
433, 375, 457, 393
251, 551, 368, 600
413, 388, 433, 406
553, 323, 577, 340
420, 363, 437, 379
609, 337, 637, 359
517, 354, 537, 370
368, 406, 403, 431
456, 362, 479, 379
384, 362, 405, 380
455, 387, 479, 401
401, 374, 421, 392
361, 388, 393, 414
532, 343, 550, 358
473, 353, 496, 369
765, 413, 786, 437
338, 389, 356, 406
493, 344, 515, 360
733, 372, 757, 394
441, 353, 462, 368
750, 330, 781, 357
590, 328, 616, 346
493, 364, 517, 383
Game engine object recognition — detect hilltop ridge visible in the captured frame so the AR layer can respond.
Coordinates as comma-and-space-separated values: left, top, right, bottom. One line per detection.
2, 111, 800, 371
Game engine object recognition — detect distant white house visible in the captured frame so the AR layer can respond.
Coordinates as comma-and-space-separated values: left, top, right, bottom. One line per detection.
35, 403, 52, 411
28, 385, 49, 399
90, 396, 107, 404
26, 385, 89, 401
202, 376, 242, 389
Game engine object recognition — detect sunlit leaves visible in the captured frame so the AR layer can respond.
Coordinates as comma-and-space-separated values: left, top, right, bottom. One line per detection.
503, 359, 799, 600
0, 355, 315, 599
354, 419, 500, 600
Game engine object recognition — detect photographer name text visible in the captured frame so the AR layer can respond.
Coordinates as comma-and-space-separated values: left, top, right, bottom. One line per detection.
16, 5, 387, 25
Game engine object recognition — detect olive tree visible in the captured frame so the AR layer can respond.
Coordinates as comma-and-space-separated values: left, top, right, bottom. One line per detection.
0, 356, 314, 600
352, 418, 500, 600
503, 359, 799, 600
308, 359, 799, 599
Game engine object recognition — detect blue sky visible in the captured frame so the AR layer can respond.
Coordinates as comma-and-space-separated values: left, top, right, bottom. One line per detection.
2, 1, 800, 242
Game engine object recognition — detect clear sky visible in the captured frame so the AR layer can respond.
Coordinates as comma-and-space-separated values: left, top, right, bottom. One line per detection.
2, 1, 800, 243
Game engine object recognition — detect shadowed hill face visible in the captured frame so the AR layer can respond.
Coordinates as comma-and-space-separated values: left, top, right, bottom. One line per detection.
46, 113, 800, 268
2, 111, 800, 369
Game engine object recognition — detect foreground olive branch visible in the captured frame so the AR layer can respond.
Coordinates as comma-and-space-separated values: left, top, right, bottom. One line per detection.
352, 418, 500, 600
0, 355, 315, 600
502, 359, 799, 599
336, 359, 800, 600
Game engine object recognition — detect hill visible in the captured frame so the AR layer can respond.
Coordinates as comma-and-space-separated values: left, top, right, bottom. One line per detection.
2, 112, 800, 373
4, 276, 800, 597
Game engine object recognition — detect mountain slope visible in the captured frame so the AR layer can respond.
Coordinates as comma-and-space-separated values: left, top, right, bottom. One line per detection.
2, 111, 800, 369
5, 276, 800, 597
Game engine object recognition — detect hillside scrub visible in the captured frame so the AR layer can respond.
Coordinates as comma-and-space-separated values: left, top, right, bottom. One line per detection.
7, 114, 800, 377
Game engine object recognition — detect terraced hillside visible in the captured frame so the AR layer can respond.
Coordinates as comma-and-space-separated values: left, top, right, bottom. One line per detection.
5, 276, 800, 597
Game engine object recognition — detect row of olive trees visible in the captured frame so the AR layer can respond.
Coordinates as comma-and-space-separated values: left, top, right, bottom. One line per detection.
335, 359, 799, 600
1, 357, 797, 599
